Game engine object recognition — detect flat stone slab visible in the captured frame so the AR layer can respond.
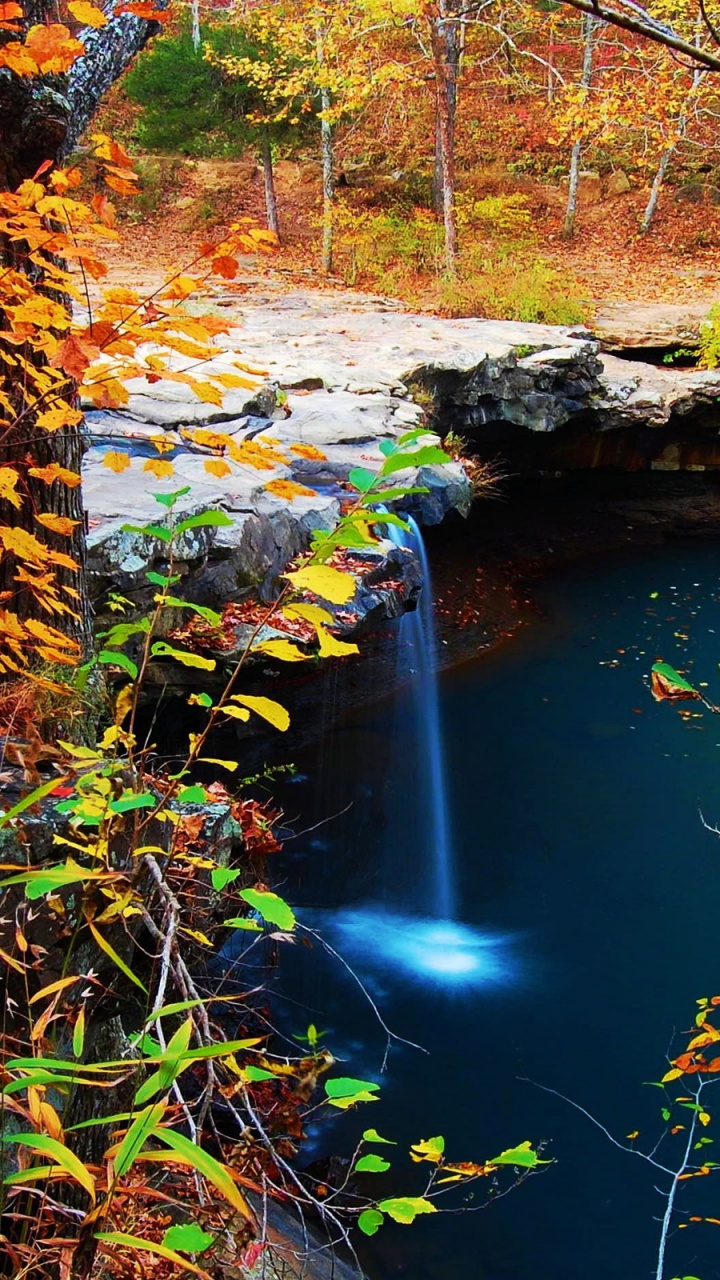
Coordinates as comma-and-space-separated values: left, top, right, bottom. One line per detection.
592, 301, 715, 350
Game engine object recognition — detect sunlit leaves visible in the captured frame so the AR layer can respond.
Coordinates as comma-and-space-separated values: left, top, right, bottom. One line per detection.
238, 888, 295, 931
325, 1077, 380, 1108
103, 450, 131, 474
228, 694, 290, 732
356, 1153, 391, 1172
283, 564, 356, 604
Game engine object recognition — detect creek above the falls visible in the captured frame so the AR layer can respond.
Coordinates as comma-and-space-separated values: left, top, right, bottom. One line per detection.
271, 539, 720, 1280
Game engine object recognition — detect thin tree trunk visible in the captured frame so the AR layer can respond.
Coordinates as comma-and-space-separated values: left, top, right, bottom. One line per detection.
316, 27, 334, 276
190, 0, 200, 51
429, 6, 461, 277
640, 142, 675, 233
260, 128, 280, 240
563, 13, 597, 239
640, 27, 702, 234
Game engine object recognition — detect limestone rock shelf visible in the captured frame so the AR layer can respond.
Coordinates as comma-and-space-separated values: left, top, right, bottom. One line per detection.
83, 284, 720, 626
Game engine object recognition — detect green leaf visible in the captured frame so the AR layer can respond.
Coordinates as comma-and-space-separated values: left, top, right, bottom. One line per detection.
113, 1100, 167, 1177
223, 917, 262, 932
348, 466, 377, 493
325, 1078, 380, 1099
154, 487, 190, 509
381, 445, 448, 475
0, 776, 69, 827
121, 522, 172, 543
651, 662, 697, 695
95, 1232, 209, 1278
154, 1128, 254, 1221
5, 1133, 95, 1203
146, 570, 182, 587
151, 642, 216, 671
244, 1065, 277, 1082
378, 440, 397, 456
189, 691, 213, 707
377, 1197, 437, 1224
397, 426, 436, 446
358, 1209, 384, 1236
239, 888, 295, 931
97, 651, 139, 679
161, 598, 222, 627
98, 619, 151, 646
211, 867, 241, 892
176, 785, 209, 805
109, 792, 156, 814
363, 1128, 397, 1145
356, 1154, 391, 1173
488, 1141, 547, 1169
162, 1224, 214, 1255
175, 511, 233, 534
363, 485, 427, 504
662, 1107, 671, 1121
73, 1007, 85, 1059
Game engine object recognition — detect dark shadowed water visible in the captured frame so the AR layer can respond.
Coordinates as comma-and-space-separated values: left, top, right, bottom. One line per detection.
274, 542, 720, 1280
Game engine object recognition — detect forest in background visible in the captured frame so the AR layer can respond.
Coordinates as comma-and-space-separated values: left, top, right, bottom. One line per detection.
92, 0, 720, 321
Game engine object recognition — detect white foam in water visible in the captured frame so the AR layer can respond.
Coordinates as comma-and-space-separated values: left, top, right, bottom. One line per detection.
328, 907, 517, 988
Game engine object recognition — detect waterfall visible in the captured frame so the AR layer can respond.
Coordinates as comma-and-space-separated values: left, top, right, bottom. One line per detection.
389, 516, 455, 920
294, 513, 517, 990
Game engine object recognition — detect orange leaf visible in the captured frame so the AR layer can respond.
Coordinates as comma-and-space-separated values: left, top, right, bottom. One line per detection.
25, 23, 84, 74
68, 0, 107, 24
143, 458, 174, 479
91, 192, 116, 228
51, 334, 100, 379
103, 451, 131, 474
0, 41, 38, 74
35, 513, 80, 536
204, 458, 232, 479
28, 463, 81, 488
0, 466, 21, 509
103, 171, 139, 197
211, 255, 239, 279
265, 479, 316, 500
290, 443, 327, 461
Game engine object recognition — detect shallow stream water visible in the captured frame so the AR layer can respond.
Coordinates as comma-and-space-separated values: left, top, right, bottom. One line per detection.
274, 542, 720, 1280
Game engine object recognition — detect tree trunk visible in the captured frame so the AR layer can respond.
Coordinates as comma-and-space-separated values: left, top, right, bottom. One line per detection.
429, 6, 461, 277
563, 13, 596, 240
640, 142, 675, 233
0, 1, 168, 656
260, 127, 280, 240
190, 0, 200, 52
316, 27, 334, 276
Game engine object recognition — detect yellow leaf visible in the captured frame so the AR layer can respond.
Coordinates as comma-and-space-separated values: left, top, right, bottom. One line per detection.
230, 694, 290, 732
221, 705, 250, 722
316, 628, 359, 659
285, 602, 334, 627
254, 639, 310, 663
0, 466, 21, 508
103, 451, 130, 474
179, 926, 213, 947
191, 381, 224, 407
143, 458, 174, 479
661, 1068, 684, 1083
284, 564, 356, 605
28, 463, 81, 487
36, 404, 83, 433
204, 458, 232, 479
114, 686, 134, 726
68, 0, 107, 24
35, 513, 80, 536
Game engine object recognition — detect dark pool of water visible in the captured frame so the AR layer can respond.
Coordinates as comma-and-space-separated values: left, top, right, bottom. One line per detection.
272, 542, 720, 1280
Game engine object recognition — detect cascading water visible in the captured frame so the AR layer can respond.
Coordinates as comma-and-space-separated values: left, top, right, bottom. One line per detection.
307, 515, 516, 988
388, 515, 454, 918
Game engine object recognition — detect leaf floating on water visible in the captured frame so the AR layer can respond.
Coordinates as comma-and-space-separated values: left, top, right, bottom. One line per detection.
650, 662, 699, 703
